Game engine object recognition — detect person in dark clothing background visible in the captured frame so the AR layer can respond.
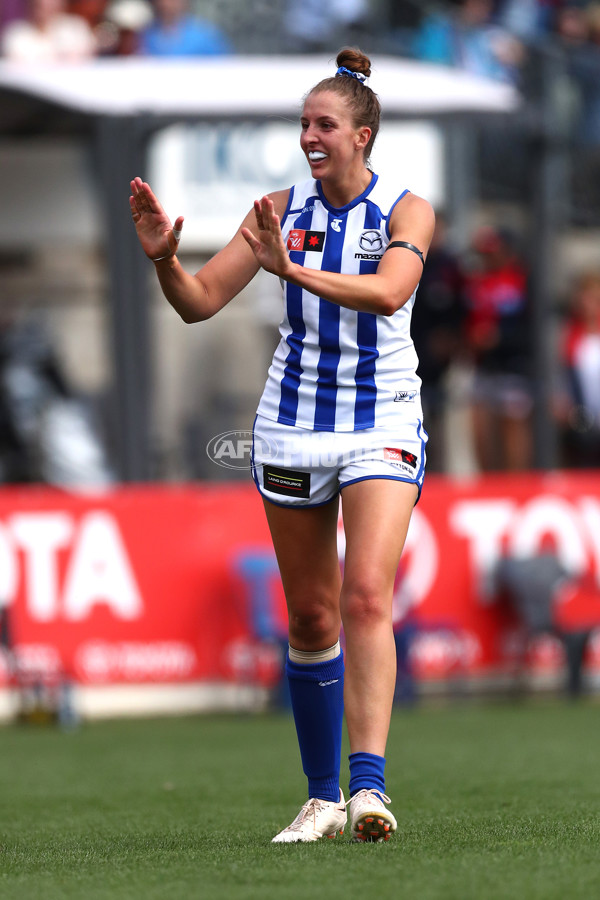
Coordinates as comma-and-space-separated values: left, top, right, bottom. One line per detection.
410, 213, 464, 472
462, 224, 533, 471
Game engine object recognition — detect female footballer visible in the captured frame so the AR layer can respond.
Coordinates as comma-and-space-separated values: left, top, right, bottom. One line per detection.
130, 47, 435, 843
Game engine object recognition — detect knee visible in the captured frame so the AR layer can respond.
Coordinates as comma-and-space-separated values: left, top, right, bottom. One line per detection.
287, 592, 340, 648
341, 578, 392, 631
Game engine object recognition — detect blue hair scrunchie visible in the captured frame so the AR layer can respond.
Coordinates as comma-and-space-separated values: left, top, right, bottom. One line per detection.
336, 66, 367, 83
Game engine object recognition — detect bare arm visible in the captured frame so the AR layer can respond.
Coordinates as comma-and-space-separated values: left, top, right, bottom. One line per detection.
129, 177, 289, 323
242, 191, 435, 317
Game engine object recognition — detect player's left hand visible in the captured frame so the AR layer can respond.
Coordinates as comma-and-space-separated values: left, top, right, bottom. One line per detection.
241, 196, 292, 278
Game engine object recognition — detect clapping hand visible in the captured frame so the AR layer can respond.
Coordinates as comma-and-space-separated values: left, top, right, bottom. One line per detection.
241, 196, 291, 278
129, 177, 184, 261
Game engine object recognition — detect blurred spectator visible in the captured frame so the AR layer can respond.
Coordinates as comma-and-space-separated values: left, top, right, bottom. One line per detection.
462, 225, 533, 471
498, 0, 557, 43
67, 0, 122, 55
103, 0, 152, 55
553, 1, 589, 47
575, 2, 600, 146
0, 0, 28, 33
1, 0, 97, 62
557, 270, 600, 466
490, 545, 594, 698
383, 0, 423, 56
282, 0, 369, 54
412, 0, 525, 84
411, 213, 465, 472
139, 0, 232, 56
0, 318, 114, 489
552, 2, 600, 146
546, 3, 600, 220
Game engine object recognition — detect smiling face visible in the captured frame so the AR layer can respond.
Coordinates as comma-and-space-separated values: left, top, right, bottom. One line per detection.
300, 90, 371, 182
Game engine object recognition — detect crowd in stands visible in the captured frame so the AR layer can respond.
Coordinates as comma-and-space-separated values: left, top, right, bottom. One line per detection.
1, 0, 600, 140
0, 0, 233, 60
0, 1, 595, 72
1, 0, 599, 474
1, 0, 599, 148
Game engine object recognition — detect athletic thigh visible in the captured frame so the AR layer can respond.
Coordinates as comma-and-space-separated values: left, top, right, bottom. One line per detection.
340, 479, 418, 607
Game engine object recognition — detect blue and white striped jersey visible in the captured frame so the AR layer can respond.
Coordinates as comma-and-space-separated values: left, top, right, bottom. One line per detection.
256, 174, 422, 432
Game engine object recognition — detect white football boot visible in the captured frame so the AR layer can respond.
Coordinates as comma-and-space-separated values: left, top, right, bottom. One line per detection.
272, 790, 347, 843
348, 789, 397, 842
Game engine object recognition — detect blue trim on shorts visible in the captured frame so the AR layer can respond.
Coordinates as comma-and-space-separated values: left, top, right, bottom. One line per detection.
340, 474, 422, 503
415, 419, 427, 486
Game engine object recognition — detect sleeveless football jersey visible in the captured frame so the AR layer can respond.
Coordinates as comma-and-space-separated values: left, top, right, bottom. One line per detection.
256, 174, 422, 432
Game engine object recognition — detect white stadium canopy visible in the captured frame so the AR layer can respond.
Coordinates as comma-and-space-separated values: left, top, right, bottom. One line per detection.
0, 56, 519, 124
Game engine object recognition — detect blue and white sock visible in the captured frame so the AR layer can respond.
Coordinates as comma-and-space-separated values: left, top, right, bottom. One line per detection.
348, 751, 386, 796
286, 641, 344, 803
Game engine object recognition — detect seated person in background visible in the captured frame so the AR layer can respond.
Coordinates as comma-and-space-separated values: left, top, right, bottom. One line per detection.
1, 0, 96, 61
139, 0, 232, 56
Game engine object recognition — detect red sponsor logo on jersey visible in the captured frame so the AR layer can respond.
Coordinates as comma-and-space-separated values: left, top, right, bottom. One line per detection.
384, 448, 418, 469
287, 230, 305, 250
287, 230, 325, 252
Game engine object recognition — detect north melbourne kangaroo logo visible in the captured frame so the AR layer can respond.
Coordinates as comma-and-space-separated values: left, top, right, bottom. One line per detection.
359, 230, 383, 252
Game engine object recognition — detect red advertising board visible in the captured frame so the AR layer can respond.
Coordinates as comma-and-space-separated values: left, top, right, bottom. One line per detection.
0, 473, 599, 690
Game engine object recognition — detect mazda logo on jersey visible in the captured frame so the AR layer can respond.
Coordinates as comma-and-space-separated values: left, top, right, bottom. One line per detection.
287, 230, 325, 252
359, 230, 383, 252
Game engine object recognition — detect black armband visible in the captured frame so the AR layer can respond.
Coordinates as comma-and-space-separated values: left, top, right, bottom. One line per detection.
386, 240, 425, 267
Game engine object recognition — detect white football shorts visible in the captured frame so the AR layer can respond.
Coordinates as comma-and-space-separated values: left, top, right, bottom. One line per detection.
251, 413, 427, 508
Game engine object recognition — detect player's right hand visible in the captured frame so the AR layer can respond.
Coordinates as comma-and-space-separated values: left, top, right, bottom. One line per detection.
129, 176, 184, 261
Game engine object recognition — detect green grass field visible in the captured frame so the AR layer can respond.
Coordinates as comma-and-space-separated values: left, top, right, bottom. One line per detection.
1, 700, 599, 900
